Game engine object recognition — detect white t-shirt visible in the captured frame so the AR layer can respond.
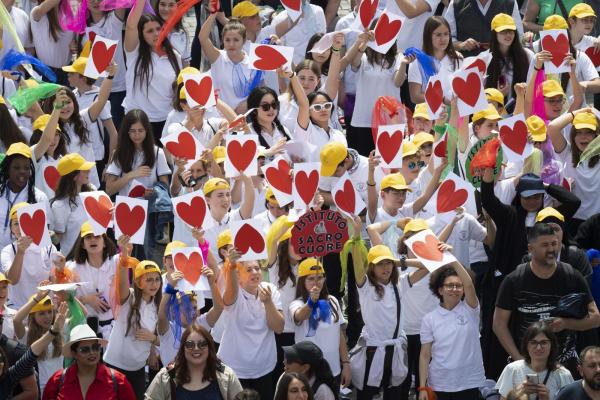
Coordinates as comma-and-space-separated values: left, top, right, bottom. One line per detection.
408, 54, 462, 91
335, 12, 359, 95
0, 186, 50, 249
357, 280, 403, 341
31, 145, 60, 200
74, 86, 112, 161
278, 95, 299, 135
50, 196, 88, 256
0, 7, 33, 61
63, 110, 101, 188
30, 12, 74, 68
35, 342, 63, 393
162, 110, 187, 138
268, 260, 298, 333
86, 12, 127, 92
399, 272, 437, 335
293, 121, 347, 159
388, 0, 441, 53
496, 360, 573, 399
211, 50, 254, 110
105, 147, 171, 196
1, 305, 16, 339
217, 282, 282, 379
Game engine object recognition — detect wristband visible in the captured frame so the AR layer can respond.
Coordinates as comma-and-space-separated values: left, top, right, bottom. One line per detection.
107, 75, 114, 80
367, 182, 376, 187
49, 328, 59, 336
165, 283, 178, 295
199, 240, 210, 262
534, 65, 543, 71
331, 47, 341, 52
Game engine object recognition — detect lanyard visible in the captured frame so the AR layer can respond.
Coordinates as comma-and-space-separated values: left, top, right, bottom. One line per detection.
3, 186, 26, 229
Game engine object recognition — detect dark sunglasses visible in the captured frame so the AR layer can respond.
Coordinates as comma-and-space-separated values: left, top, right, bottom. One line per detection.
408, 161, 426, 170
184, 340, 209, 350
77, 343, 102, 354
259, 101, 279, 112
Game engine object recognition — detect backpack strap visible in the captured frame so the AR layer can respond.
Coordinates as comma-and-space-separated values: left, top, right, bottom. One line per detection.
392, 283, 401, 339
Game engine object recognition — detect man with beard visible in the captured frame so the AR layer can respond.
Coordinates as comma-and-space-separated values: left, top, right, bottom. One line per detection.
556, 346, 600, 399
493, 223, 600, 376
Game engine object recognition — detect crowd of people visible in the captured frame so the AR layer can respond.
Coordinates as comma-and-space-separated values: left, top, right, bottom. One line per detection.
1, 0, 600, 398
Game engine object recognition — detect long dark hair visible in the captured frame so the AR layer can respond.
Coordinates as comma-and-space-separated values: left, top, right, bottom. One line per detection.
68, 233, 117, 263
274, 373, 315, 400
275, 240, 296, 289
365, 29, 397, 70
306, 33, 331, 75
295, 275, 340, 322
27, 306, 62, 359
294, 348, 338, 399
0, 154, 37, 203
367, 261, 399, 300
569, 124, 600, 168
247, 86, 291, 149
422, 16, 461, 70
486, 30, 529, 98
51, 170, 93, 207
520, 321, 560, 371
134, 14, 181, 92
29, 129, 68, 159
114, 110, 156, 173
172, 324, 221, 385
154, 0, 185, 31
125, 276, 162, 336
46, 4, 63, 42
43, 89, 90, 146
0, 104, 27, 149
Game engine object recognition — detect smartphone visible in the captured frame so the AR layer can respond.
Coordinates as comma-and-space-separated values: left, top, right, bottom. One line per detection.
526, 373, 539, 385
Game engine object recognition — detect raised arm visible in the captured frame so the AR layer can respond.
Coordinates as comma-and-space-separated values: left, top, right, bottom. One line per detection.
238, 174, 255, 219
31, 0, 60, 21
411, 158, 448, 214
341, 31, 370, 71
88, 64, 117, 122
124, 0, 146, 52
14, 287, 50, 340
349, 216, 367, 287
548, 107, 592, 154
222, 250, 240, 306
324, 34, 344, 99
198, 13, 221, 64
30, 302, 67, 356
116, 235, 132, 305
450, 259, 477, 308
204, 266, 224, 327
366, 151, 380, 223
394, 54, 415, 88
366, 220, 395, 246
33, 91, 66, 161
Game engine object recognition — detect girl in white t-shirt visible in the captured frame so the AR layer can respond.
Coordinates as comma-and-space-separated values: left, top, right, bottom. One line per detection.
0, 98, 27, 153
155, 0, 190, 65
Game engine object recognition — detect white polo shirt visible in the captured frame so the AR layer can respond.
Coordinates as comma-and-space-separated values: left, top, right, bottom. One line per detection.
211, 50, 254, 110
51, 195, 89, 256
105, 146, 171, 196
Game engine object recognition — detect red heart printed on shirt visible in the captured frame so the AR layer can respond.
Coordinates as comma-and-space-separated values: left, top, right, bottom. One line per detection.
434, 136, 447, 158
84, 195, 112, 228
425, 80, 443, 115
174, 252, 204, 285
91, 41, 117, 74
19, 210, 46, 245
358, 0, 379, 29
115, 203, 146, 236
265, 159, 292, 195
412, 234, 443, 262
175, 196, 207, 228
43, 165, 60, 191
227, 139, 257, 172
377, 130, 402, 164
334, 179, 356, 215
541, 33, 569, 68
281, 0, 301, 12
253, 45, 288, 70
294, 170, 319, 206
452, 72, 482, 107
165, 131, 197, 160
585, 47, 600, 67
465, 58, 487, 75
234, 223, 265, 254
128, 185, 146, 198
374, 14, 402, 46
500, 120, 528, 155
436, 180, 468, 213
185, 75, 213, 106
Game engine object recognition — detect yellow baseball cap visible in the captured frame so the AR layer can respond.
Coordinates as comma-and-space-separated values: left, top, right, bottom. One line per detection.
179, 87, 187, 100
544, 14, 569, 30
404, 218, 429, 235
320, 141, 348, 177
80, 221, 95, 237
29, 295, 53, 314
0, 272, 11, 284
401, 141, 419, 158
213, 146, 226, 163
267, 216, 294, 259
134, 260, 161, 280
33, 114, 62, 133
203, 177, 230, 196
177, 67, 200, 85
380, 173, 412, 191
536, 207, 565, 223
6, 142, 32, 159
10, 202, 29, 221
232, 1, 260, 18
484, 88, 505, 107
217, 230, 233, 249
569, 3, 596, 18
413, 103, 431, 120
573, 112, 598, 130
412, 131, 434, 148
164, 240, 186, 257
367, 245, 399, 264
62, 57, 88, 74
472, 104, 502, 123
298, 258, 325, 277
526, 115, 547, 142
491, 13, 517, 32
265, 187, 279, 205
542, 80, 564, 97
57, 153, 95, 176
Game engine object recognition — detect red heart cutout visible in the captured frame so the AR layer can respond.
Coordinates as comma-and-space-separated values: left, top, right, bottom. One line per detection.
253, 45, 288, 70
185, 76, 213, 106
229, 115, 246, 130
44, 165, 60, 191
436, 180, 468, 213
295, 170, 319, 206
358, 0, 378, 29
128, 185, 145, 198
541, 34, 569, 68
174, 252, 204, 285
374, 14, 402, 46
165, 131, 197, 160
562, 177, 571, 191
227, 139, 257, 172
234, 223, 265, 254
91, 41, 117, 74
265, 159, 292, 195
425, 80, 443, 115
334, 180, 356, 214
452, 72, 481, 107
500, 120, 528, 155
19, 209, 46, 245
412, 234, 443, 262
377, 130, 402, 164
281, 0, 301, 11
466, 58, 487, 75
175, 196, 207, 228
84, 195, 112, 228
585, 47, 600, 68
434, 136, 447, 158
115, 203, 146, 236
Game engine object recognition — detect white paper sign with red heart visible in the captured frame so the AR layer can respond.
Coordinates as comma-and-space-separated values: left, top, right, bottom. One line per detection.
280, 0, 302, 22
498, 113, 534, 163
462, 52, 492, 79
424, 75, 445, 120
431, 130, 448, 169
404, 228, 457, 272
17, 202, 51, 248
172, 189, 213, 230
583, 45, 600, 71
84, 35, 118, 79
292, 162, 321, 210
264, 156, 294, 206
42, 161, 60, 194
172, 247, 210, 291
332, 173, 366, 217
367, 11, 404, 54
248, 43, 294, 72
225, 134, 259, 178
114, 196, 148, 245
539, 29, 571, 74
354, 0, 379, 30
79, 191, 113, 235
183, 71, 216, 109
127, 179, 146, 198
451, 69, 488, 117
161, 124, 204, 161
228, 108, 256, 132
230, 219, 267, 262
425, 172, 476, 223
375, 124, 404, 168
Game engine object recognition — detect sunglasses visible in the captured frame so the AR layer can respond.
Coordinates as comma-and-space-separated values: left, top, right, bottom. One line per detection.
407, 161, 425, 170
184, 340, 209, 350
259, 101, 279, 112
77, 343, 102, 354
309, 102, 333, 112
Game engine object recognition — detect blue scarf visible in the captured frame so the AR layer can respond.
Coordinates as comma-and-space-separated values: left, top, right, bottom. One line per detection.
166, 289, 196, 347
0, 49, 57, 82
306, 297, 332, 337
404, 47, 436, 88
232, 38, 270, 98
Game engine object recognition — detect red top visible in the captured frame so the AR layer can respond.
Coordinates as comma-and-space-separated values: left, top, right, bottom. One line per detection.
42, 363, 136, 400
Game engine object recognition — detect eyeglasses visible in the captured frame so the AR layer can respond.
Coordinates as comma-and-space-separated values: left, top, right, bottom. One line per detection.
443, 283, 464, 290
77, 343, 102, 354
544, 98, 566, 106
407, 161, 426, 170
309, 102, 333, 112
259, 101, 279, 112
184, 340, 209, 350
528, 340, 551, 349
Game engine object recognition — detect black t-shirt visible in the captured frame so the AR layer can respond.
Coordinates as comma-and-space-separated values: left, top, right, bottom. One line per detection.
175, 380, 222, 400
496, 262, 593, 363
555, 380, 593, 400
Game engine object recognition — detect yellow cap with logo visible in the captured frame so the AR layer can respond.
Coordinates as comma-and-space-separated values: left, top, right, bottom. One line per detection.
212, 146, 226, 163
484, 88, 505, 106
80, 221, 95, 237
298, 258, 325, 277
542, 80, 564, 97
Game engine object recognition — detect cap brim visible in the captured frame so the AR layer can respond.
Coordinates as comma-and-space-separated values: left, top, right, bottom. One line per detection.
493, 25, 516, 32
413, 113, 431, 120
544, 91, 564, 98
80, 230, 94, 238
6, 151, 32, 158
573, 123, 597, 131
80, 161, 96, 171
383, 184, 412, 192
282, 346, 301, 364
520, 189, 545, 198
371, 255, 400, 265
214, 157, 226, 163
320, 164, 337, 177
574, 12, 596, 18
62, 338, 108, 358
530, 132, 547, 142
